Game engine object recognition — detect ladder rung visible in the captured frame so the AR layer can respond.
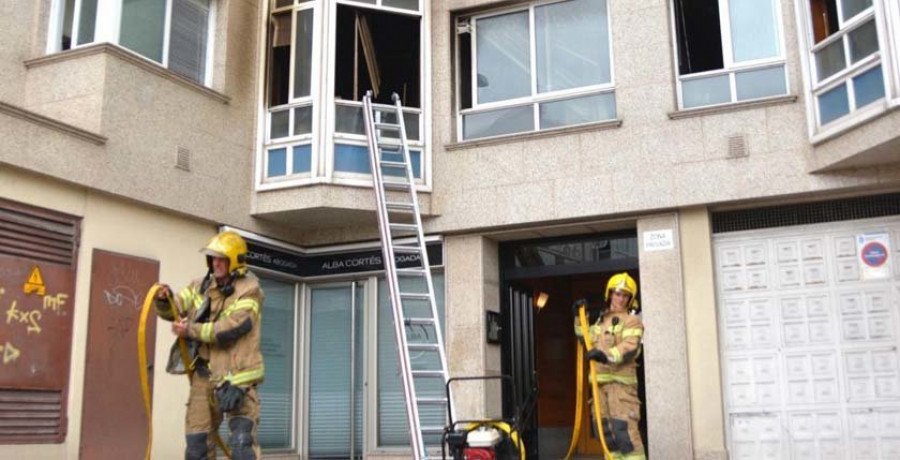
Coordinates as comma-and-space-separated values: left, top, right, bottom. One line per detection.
380, 160, 407, 168
375, 122, 401, 130
390, 223, 418, 233
401, 292, 431, 301
383, 181, 411, 191
417, 397, 448, 406
393, 245, 420, 254
397, 268, 427, 277
421, 426, 446, 435
412, 369, 445, 378
386, 201, 414, 211
408, 343, 440, 352
405, 317, 435, 326
378, 141, 403, 150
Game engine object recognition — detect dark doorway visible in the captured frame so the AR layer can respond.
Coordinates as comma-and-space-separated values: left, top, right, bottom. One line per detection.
499, 231, 646, 459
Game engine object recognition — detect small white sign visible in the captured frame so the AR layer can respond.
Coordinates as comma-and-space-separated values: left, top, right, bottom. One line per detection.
857, 233, 891, 280
643, 229, 674, 252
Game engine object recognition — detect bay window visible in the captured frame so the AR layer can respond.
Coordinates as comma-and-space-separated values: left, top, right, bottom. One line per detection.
455, 0, 616, 141
671, 0, 789, 110
800, 0, 888, 129
260, 0, 428, 189
50, 0, 214, 84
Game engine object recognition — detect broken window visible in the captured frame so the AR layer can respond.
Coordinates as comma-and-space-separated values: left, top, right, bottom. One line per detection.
457, 0, 616, 141
803, 0, 885, 126
672, 0, 787, 109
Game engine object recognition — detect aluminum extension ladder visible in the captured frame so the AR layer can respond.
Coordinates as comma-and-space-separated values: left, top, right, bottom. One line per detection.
362, 91, 453, 459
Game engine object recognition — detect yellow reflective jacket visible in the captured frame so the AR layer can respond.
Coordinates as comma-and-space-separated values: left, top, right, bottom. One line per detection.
575, 312, 643, 386
157, 272, 265, 387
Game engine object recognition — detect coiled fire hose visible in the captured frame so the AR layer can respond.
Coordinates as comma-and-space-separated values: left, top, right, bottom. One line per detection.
139, 283, 230, 460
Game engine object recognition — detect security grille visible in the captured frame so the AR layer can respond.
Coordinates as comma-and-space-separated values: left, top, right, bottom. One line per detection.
712, 193, 900, 234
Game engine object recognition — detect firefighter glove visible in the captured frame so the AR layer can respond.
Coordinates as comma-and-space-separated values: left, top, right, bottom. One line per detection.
572, 298, 588, 318
216, 381, 245, 413
587, 349, 609, 363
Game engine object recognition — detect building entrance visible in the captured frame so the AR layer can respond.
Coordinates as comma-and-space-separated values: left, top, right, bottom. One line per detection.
499, 231, 646, 459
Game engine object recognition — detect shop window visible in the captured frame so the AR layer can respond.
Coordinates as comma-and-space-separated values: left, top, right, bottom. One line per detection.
456, 0, 616, 141
50, 0, 214, 84
802, 0, 887, 128
672, 0, 788, 109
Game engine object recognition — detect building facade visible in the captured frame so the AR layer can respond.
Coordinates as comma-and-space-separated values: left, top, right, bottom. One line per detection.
2, 0, 900, 458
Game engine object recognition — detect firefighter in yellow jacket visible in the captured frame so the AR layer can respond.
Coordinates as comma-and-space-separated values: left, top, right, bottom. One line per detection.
575, 272, 645, 460
155, 230, 265, 460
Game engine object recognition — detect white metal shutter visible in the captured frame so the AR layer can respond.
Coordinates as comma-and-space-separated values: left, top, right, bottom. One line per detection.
715, 217, 900, 460
168, 0, 210, 84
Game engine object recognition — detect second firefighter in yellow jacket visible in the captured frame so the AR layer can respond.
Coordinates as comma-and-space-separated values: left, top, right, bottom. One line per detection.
156, 230, 265, 460
575, 272, 645, 460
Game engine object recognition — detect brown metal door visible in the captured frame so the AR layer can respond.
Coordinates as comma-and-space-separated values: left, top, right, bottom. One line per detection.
79, 250, 159, 460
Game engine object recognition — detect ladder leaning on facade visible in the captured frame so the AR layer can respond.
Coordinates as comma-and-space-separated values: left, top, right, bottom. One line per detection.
362, 91, 454, 459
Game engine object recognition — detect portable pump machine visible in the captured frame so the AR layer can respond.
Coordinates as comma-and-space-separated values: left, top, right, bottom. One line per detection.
442, 376, 526, 460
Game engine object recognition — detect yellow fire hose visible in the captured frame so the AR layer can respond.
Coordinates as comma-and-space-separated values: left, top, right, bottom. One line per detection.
464, 421, 526, 459
564, 306, 613, 460
138, 283, 231, 460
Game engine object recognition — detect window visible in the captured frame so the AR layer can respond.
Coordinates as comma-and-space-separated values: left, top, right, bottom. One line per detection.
260, 0, 427, 188
49, 0, 214, 84
456, 0, 616, 141
801, 0, 887, 128
671, 0, 788, 109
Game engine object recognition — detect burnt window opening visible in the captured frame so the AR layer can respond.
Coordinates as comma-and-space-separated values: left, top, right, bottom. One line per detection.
269, 12, 293, 107
673, 0, 725, 75
810, 0, 841, 43
335, 5, 421, 107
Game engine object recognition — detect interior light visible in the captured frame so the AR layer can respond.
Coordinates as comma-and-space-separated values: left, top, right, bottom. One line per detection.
534, 291, 549, 309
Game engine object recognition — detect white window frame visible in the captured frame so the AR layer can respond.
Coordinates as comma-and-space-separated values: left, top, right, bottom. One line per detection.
670, 0, 789, 111
256, 0, 432, 193
884, 0, 900, 106
46, 0, 216, 86
795, 0, 896, 142
455, 0, 617, 141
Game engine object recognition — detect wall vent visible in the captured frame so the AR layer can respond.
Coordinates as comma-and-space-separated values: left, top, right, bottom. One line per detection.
0, 389, 64, 443
726, 134, 748, 158
0, 199, 79, 267
176, 147, 191, 171
712, 193, 900, 233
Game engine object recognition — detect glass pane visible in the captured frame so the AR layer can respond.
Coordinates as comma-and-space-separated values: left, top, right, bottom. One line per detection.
730, 0, 779, 62
735, 66, 787, 101
269, 12, 292, 106
476, 11, 531, 104
383, 0, 419, 10
292, 144, 312, 173
169, 0, 210, 83
62, 0, 75, 50
293, 105, 312, 135
256, 278, 294, 449
681, 74, 731, 108
841, 0, 872, 21
335, 105, 365, 135
270, 110, 290, 139
818, 83, 850, 124
76, 0, 98, 45
334, 144, 370, 174
815, 39, 846, 81
294, 9, 313, 98
378, 274, 445, 446
382, 150, 422, 179
463, 105, 534, 140
275, 0, 293, 7
848, 20, 878, 64
539, 92, 616, 130
404, 112, 420, 141
267, 148, 287, 177
852, 65, 884, 108
308, 285, 364, 457
120, 0, 167, 62
535, 0, 610, 92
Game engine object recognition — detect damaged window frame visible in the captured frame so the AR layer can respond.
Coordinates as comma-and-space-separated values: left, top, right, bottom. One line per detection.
797, 0, 892, 138
263, 0, 318, 183
670, 0, 789, 111
328, 0, 426, 187
455, 0, 618, 142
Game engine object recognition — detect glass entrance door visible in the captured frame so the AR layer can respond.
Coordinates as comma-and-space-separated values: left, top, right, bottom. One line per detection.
308, 282, 365, 459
